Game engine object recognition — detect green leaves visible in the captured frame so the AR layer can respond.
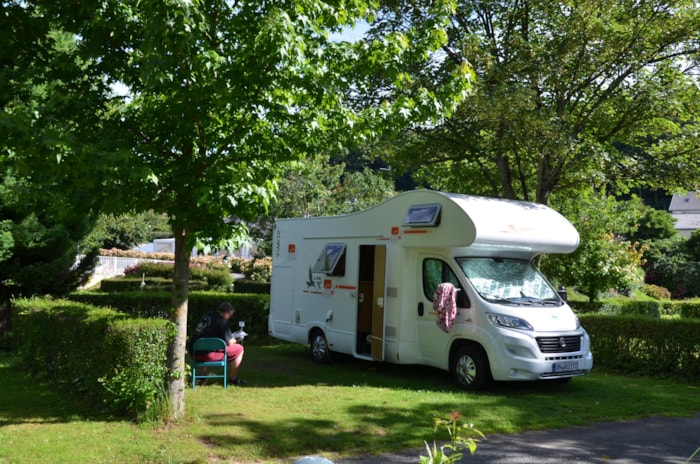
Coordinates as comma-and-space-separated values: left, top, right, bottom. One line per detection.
374, 0, 700, 203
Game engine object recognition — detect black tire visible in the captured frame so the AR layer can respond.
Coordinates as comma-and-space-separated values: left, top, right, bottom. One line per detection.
451, 345, 492, 391
310, 329, 330, 364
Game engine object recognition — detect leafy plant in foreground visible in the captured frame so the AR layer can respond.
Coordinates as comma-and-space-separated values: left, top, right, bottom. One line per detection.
420, 411, 485, 464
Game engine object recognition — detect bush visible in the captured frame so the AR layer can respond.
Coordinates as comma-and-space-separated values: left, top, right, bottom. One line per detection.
580, 314, 700, 382
121, 262, 233, 291
99, 277, 213, 293
242, 257, 272, 282
678, 299, 700, 319
599, 300, 662, 318
227, 256, 247, 273
68, 291, 270, 342
642, 283, 671, 300
233, 279, 270, 294
11, 298, 171, 421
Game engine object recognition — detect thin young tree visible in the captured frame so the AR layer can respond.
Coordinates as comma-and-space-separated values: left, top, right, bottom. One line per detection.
4, 0, 472, 420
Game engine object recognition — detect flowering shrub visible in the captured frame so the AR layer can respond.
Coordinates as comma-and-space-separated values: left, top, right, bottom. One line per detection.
642, 284, 671, 300
420, 412, 485, 464
227, 256, 247, 273
242, 257, 272, 282
100, 248, 175, 261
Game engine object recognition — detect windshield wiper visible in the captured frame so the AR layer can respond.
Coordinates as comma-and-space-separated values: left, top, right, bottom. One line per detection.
482, 294, 532, 305
481, 294, 515, 304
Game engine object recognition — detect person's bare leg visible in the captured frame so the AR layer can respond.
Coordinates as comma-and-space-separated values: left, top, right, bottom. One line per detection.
228, 355, 244, 383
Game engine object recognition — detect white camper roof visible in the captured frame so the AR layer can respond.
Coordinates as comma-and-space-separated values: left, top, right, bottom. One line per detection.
280, 190, 579, 258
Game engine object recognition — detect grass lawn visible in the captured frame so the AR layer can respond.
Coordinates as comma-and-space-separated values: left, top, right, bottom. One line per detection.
1, 343, 699, 464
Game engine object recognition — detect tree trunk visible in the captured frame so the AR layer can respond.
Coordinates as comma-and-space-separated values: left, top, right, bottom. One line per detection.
165, 227, 190, 421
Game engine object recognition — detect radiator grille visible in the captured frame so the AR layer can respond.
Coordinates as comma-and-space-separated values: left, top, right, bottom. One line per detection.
536, 336, 581, 353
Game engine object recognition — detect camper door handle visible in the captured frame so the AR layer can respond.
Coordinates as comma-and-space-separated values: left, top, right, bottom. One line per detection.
418, 302, 424, 316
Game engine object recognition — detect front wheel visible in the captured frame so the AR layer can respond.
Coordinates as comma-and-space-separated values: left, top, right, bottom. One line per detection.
451, 345, 492, 391
310, 330, 330, 364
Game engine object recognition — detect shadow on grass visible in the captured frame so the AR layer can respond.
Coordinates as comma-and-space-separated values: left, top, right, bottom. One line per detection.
0, 351, 109, 426
183, 344, 700, 461
243, 343, 588, 394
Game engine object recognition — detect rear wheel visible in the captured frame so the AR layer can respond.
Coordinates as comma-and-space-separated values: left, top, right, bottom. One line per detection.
310, 330, 330, 364
451, 345, 492, 391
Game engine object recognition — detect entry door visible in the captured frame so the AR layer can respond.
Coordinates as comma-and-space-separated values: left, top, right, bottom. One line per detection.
417, 254, 463, 367
370, 246, 386, 360
357, 245, 386, 360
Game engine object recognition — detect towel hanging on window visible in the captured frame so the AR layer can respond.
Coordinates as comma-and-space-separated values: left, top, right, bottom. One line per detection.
433, 282, 457, 333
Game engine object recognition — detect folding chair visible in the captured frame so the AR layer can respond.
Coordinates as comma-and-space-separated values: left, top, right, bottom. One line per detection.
191, 337, 228, 389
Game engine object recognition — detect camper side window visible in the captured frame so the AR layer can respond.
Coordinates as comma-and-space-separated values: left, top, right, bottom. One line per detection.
312, 243, 347, 276
422, 258, 469, 307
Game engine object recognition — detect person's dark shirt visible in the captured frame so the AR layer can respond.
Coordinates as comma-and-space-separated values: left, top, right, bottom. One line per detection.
191, 310, 234, 352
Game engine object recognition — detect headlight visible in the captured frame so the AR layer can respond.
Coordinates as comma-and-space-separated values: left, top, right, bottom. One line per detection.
486, 313, 533, 330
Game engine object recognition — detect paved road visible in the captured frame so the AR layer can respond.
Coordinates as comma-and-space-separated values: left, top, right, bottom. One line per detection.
322, 413, 700, 463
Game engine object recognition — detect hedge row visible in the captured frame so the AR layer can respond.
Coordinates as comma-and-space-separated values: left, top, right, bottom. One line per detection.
11, 298, 171, 421
580, 314, 700, 382
233, 279, 270, 294
68, 290, 270, 342
571, 299, 700, 318
99, 277, 219, 293
123, 262, 233, 289
97, 277, 269, 294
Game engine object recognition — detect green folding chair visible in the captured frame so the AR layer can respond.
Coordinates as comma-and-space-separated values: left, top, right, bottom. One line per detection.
191, 337, 228, 389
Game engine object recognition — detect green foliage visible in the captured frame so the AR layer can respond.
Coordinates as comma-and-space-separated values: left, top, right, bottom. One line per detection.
5, 0, 471, 420
541, 192, 646, 302
226, 256, 247, 273
67, 291, 270, 341
233, 280, 271, 295
98, 277, 213, 293
241, 257, 273, 282
122, 261, 233, 289
642, 284, 671, 300
0, 212, 98, 299
580, 314, 700, 382
81, 211, 171, 251
99, 318, 170, 421
687, 230, 700, 262
11, 298, 172, 421
420, 412, 484, 464
644, 237, 700, 299
373, 0, 700, 203
0, 172, 98, 300
254, 154, 397, 256
678, 300, 700, 319
628, 207, 679, 242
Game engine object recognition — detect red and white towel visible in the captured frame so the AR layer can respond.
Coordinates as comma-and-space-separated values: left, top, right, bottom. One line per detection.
433, 282, 457, 333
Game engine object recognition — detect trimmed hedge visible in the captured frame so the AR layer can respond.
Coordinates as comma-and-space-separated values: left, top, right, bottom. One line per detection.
678, 300, 700, 319
123, 262, 234, 289
68, 290, 270, 343
99, 277, 216, 293
11, 298, 171, 421
233, 279, 270, 294
571, 299, 700, 319
580, 314, 700, 382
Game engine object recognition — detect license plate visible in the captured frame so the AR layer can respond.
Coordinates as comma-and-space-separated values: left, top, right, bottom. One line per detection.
553, 361, 578, 372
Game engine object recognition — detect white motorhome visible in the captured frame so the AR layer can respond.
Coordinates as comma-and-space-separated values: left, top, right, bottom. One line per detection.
268, 190, 593, 389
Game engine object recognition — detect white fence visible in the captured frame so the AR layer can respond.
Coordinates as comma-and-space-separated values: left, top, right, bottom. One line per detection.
93, 256, 174, 277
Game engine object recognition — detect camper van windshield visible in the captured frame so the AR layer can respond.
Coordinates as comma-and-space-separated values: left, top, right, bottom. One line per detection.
457, 257, 561, 306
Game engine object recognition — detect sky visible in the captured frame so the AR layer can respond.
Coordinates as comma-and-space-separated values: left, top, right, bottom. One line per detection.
329, 21, 369, 43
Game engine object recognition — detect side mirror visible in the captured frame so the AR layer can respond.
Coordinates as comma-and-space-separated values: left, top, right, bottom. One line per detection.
456, 288, 470, 308
557, 286, 568, 302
